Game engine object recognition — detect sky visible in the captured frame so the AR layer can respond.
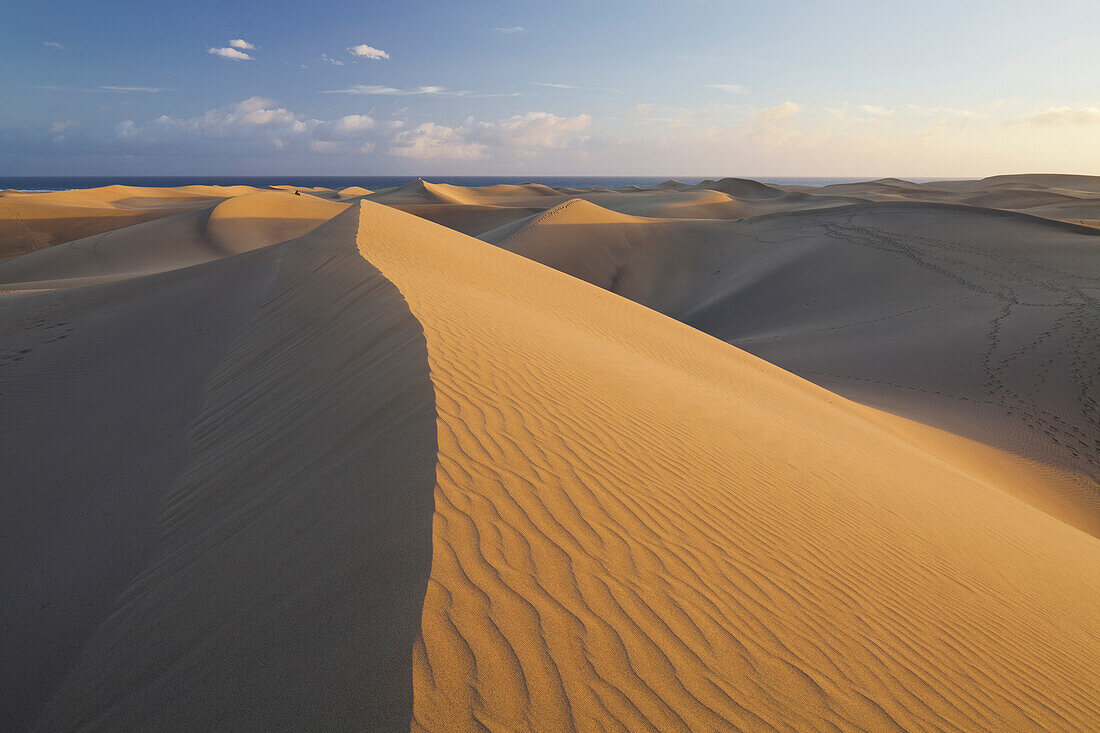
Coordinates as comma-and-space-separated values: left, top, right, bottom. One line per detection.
2, 0, 1098, 177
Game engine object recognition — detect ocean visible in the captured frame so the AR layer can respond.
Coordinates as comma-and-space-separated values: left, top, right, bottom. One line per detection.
0, 175, 931, 193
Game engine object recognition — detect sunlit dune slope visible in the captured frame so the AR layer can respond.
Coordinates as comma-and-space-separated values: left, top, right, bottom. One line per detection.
350, 201, 1100, 731
496, 198, 1100, 531
204, 190, 348, 251
337, 185, 374, 198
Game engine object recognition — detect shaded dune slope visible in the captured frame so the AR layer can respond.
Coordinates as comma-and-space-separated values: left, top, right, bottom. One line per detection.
17, 206, 439, 730
0, 190, 346, 289
0, 248, 280, 729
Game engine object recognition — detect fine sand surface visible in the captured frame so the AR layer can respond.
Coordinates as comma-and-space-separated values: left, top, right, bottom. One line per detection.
2, 179, 1099, 730
484, 188, 1100, 535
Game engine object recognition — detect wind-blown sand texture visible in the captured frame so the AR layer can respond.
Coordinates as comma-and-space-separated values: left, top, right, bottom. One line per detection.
2, 178, 1098, 731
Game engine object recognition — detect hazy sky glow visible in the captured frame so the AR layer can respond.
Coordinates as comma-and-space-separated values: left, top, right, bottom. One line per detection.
2, 0, 1098, 176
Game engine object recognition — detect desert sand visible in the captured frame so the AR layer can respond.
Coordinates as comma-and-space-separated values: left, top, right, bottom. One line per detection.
2, 177, 1098, 730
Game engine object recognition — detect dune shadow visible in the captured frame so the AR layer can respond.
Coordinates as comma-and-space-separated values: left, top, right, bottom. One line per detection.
29, 207, 439, 731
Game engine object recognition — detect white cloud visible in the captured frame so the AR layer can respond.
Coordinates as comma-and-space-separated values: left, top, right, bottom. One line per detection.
631, 103, 654, 117
387, 111, 590, 160
859, 105, 893, 116
492, 26, 526, 34
527, 81, 578, 89
42, 41, 64, 49
208, 46, 253, 61
744, 101, 802, 127
229, 39, 255, 50
49, 120, 81, 134
348, 43, 389, 60
323, 114, 376, 136
322, 84, 466, 96
320, 53, 344, 66
390, 122, 486, 160
32, 85, 169, 93
704, 84, 747, 93
904, 104, 978, 121
135, 97, 306, 142
525, 81, 620, 94
478, 112, 591, 150
641, 105, 727, 130
115, 120, 138, 138
105, 97, 387, 157
1022, 106, 1100, 127
738, 101, 805, 142
100, 86, 169, 93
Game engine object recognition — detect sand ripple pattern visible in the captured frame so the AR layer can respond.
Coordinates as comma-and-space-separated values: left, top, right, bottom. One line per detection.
355, 203, 1100, 732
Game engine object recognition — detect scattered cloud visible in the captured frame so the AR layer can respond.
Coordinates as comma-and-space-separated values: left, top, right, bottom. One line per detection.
492, 26, 526, 34
478, 112, 591, 151
390, 122, 486, 160
98, 98, 387, 157
322, 84, 467, 96
100, 86, 170, 93
739, 101, 805, 141
326, 114, 376, 135
229, 39, 255, 50
31, 85, 170, 93
526, 81, 621, 94
42, 41, 65, 49
1021, 106, 1100, 127
388, 110, 591, 160
49, 120, 81, 134
639, 105, 729, 130
527, 81, 578, 89
115, 119, 139, 139
348, 43, 389, 60
320, 53, 344, 66
859, 105, 893, 116
905, 104, 977, 120
208, 46, 253, 61
704, 84, 747, 93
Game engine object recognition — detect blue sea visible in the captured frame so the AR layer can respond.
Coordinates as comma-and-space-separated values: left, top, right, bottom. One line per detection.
0, 175, 929, 193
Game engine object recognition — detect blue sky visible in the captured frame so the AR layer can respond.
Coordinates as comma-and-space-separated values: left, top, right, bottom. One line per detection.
2, 0, 1098, 176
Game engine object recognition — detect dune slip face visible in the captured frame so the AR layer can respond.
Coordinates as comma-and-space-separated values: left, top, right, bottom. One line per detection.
10, 206, 439, 730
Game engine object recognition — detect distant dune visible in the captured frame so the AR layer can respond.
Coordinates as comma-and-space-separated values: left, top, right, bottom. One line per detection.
2, 178, 1098, 730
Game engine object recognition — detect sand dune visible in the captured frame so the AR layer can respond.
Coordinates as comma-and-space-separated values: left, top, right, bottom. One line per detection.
493, 197, 1100, 532
7, 205, 437, 730
0, 190, 346, 289
204, 190, 348, 252
2, 180, 1099, 730
337, 185, 374, 199
0, 185, 241, 262
790, 174, 1100, 225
